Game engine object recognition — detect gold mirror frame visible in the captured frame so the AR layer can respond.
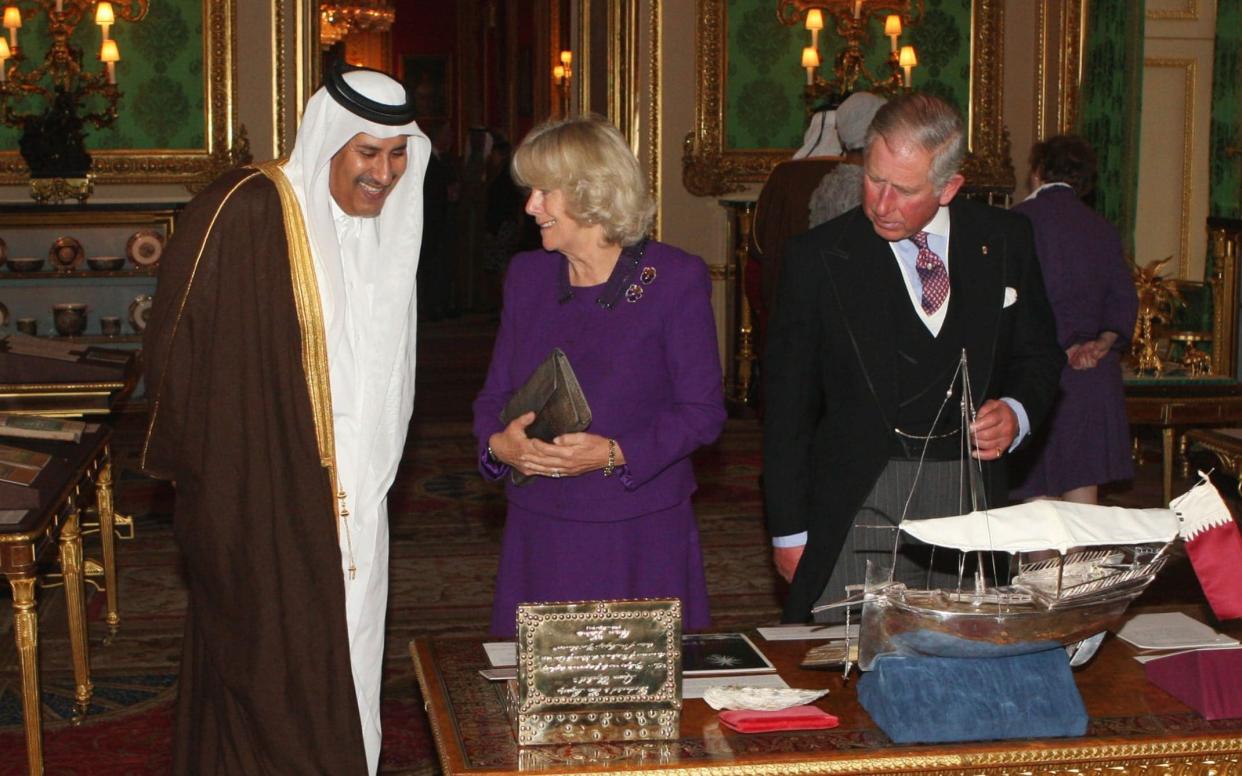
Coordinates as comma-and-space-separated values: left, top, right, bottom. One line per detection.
682, 0, 1013, 197
0, 0, 248, 188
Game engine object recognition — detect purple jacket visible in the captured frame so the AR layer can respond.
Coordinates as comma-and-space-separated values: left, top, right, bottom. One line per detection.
1013, 186, 1137, 350
473, 240, 727, 520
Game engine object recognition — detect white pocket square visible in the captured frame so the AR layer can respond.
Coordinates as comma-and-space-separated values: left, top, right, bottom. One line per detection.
1003, 287, 1018, 308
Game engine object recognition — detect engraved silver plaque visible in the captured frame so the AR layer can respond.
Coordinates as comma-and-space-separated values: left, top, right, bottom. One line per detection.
513, 599, 682, 746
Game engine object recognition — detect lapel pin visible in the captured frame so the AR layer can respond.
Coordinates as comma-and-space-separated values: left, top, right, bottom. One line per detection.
640, 266, 657, 285
625, 284, 644, 303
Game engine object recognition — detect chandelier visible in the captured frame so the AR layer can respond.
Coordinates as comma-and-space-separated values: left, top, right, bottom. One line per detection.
779, 1, 921, 107
320, 1, 395, 49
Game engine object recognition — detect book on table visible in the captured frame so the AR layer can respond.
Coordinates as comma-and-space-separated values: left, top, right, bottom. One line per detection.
0, 414, 86, 442
0, 443, 52, 487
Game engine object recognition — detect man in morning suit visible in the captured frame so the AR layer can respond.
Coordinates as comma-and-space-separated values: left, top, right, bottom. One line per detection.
763, 93, 1064, 623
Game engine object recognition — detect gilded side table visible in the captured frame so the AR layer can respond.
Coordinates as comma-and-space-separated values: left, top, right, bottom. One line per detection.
1, 426, 112, 776
1125, 377, 1242, 505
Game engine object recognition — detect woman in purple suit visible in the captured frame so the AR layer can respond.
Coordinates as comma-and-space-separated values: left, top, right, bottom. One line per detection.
1009, 135, 1138, 504
473, 116, 726, 637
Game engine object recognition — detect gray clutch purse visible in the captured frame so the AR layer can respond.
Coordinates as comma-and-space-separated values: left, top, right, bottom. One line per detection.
499, 348, 592, 485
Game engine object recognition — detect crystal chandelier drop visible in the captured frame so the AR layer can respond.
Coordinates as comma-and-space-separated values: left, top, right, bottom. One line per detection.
319, 1, 395, 49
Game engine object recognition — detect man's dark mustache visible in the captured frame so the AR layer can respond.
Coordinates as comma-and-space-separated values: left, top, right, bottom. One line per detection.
356, 176, 392, 189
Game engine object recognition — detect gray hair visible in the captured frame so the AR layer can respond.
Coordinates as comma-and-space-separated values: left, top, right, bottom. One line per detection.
864, 93, 966, 191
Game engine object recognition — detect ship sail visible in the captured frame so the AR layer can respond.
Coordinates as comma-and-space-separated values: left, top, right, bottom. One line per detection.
898, 500, 1180, 554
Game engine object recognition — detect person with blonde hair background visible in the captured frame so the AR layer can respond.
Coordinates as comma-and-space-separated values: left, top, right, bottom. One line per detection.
473, 116, 726, 636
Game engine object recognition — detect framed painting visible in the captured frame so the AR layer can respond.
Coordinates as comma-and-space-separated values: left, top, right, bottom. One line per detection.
0, 0, 247, 188
683, 0, 1013, 197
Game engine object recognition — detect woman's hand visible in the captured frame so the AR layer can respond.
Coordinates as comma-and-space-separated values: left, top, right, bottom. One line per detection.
1068, 331, 1119, 370
488, 412, 542, 477
521, 432, 625, 479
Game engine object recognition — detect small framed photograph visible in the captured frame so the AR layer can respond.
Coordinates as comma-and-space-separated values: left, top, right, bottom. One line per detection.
682, 633, 776, 675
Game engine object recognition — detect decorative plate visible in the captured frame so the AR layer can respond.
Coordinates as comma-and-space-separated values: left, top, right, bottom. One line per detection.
702, 686, 829, 711
0, 236, 7, 264
0, 300, 8, 328
126, 229, 164, 267
49, 236, 85, 271
129, 294, 154, 332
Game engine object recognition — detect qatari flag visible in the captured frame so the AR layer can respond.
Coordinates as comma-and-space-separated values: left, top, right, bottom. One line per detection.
1171, 473, 1242, 621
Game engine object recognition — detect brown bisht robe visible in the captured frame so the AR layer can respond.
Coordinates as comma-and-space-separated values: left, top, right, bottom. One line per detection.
142, 166, 369, 774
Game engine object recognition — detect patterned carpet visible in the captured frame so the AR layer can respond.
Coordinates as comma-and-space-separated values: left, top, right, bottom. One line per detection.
0, 314, 1199, 774
0, 316, 785, 774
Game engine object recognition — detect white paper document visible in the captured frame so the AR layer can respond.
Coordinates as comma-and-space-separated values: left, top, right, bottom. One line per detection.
758, 624, 859, 641
1133, 644, 1242, 664
683, 673, 789, 700
1114, 612, 1240, 651
483, 641, 517, 667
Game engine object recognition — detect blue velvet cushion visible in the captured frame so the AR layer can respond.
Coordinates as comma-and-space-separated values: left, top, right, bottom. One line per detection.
857, 649, 1088, 744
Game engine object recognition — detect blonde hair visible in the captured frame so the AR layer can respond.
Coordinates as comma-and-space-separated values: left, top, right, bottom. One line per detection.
512, 116, 655, 246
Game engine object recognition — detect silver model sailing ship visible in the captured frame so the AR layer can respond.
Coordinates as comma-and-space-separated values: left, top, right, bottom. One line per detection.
816, 351, 1204, 672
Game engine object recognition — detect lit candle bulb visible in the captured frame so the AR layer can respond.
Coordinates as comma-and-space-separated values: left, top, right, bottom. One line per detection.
3, 6, 20, 50
553, 63, 564, 82
0, 37, 9, 82
96, 1, 115, 41
801, 46, 820, 86
100, 38, 119, 84
884, 14, 902, 53
853, 0, 862, 18
805, 8, 823, 50
899, 45, 917, 87
560, 50, 572, 67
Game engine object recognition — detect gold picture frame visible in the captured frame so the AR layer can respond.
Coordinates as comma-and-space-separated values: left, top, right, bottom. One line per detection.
682, 0, 1013, 198
0, 0, 249, 188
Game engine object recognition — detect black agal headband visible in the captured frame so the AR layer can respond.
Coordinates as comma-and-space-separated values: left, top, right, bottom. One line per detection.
323, 59, 417, 126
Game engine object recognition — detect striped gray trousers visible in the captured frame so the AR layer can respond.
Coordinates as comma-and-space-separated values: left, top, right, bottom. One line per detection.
812, 458, 995, 623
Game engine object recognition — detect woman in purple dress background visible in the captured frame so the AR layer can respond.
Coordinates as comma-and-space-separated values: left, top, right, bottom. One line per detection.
1009, 135, 1138, 504
473, 116, 726, 637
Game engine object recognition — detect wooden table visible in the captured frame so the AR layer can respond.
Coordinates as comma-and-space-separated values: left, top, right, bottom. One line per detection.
1125, 377, 1242, 505
0, 427, 116, 776
0, 348, 139, 418
1184, 427, 1242, 494
412, 610, 1242, 775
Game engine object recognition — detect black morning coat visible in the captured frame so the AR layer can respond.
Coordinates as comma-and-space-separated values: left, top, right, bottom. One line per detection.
763, 197, 1065, 622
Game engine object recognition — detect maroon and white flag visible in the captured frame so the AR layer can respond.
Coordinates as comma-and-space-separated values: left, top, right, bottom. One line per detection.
1172, 473, 1242, 621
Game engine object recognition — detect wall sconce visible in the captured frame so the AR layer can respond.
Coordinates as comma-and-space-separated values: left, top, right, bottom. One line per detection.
554, 49, 572, 115
0, 0, 148, 202
781, 1, 920, 109
898, 44, 917, 87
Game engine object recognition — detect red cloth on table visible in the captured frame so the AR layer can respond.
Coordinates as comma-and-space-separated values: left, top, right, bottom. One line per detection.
718, 705, 839, 733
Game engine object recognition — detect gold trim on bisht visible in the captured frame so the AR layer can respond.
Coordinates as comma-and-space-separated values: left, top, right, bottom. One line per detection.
255, 160, 356, 579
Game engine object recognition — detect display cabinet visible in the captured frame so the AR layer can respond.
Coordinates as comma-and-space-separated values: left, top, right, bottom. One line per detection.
0, 204, 180, 403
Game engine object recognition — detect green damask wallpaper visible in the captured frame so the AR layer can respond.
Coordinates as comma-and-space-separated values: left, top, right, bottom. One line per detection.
1209, 0, 1240, 220
0, 0, 204, 151
1077, 0, 1145, 253
724, 0, 972, 150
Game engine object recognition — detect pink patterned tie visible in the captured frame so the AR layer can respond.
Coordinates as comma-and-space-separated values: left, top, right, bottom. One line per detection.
910, 231, 949, 314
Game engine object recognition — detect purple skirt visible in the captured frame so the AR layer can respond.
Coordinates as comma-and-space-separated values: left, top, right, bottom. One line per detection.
489, 498, 712, 637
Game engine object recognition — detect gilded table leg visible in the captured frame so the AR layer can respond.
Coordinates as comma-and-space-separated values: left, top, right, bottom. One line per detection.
58, 508, 94, 722
94, 452, 121, 639
1162, 427, 1175, 507
8, 574, 44, 775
